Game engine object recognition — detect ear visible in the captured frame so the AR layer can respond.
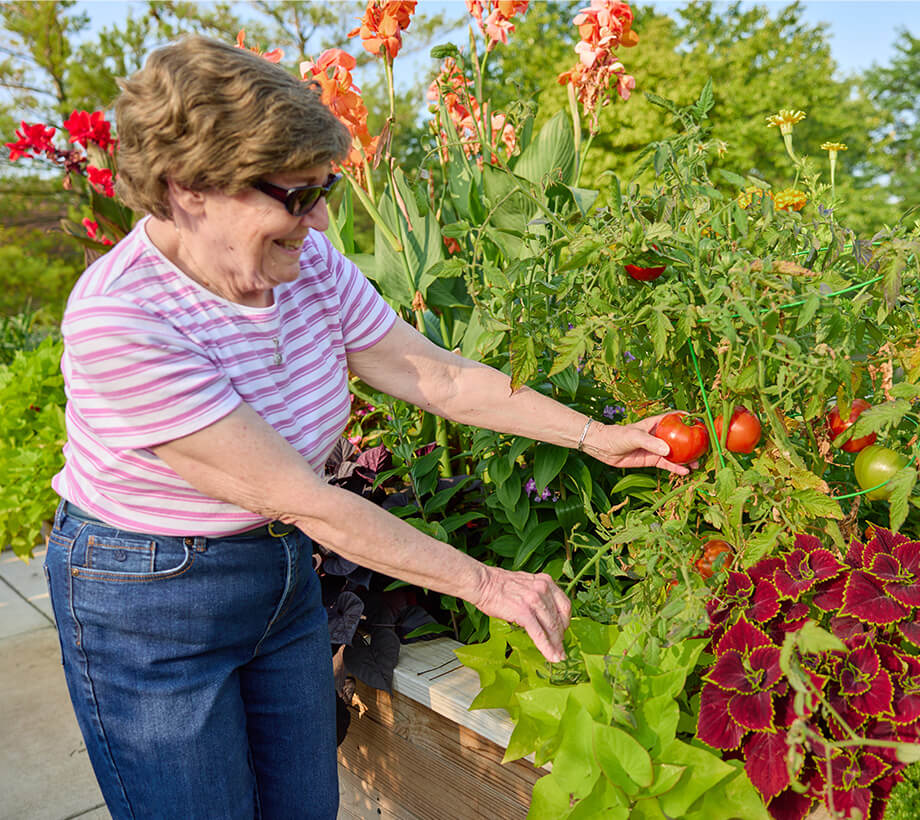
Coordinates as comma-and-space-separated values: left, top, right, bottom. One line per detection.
165, 178, 206, 216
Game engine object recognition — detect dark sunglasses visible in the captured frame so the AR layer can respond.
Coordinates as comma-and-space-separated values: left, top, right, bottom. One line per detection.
252, 173, 342, 216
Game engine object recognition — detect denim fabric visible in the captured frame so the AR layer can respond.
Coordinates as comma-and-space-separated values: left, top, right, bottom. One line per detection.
43, 500, 338, 820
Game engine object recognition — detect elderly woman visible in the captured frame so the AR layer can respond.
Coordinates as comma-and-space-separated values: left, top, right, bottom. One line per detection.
44, 34, 685, 820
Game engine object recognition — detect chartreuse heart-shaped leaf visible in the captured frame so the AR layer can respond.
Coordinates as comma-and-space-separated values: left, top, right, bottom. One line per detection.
469, 666, 520, 711
656, 738, 736, 817
548, 700, 601, 801
593, 722, 654, 793
568, 617, 619, 655
566, 776, 629, 820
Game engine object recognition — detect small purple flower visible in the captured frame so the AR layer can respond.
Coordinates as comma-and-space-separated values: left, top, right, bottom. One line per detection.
817, 204, 834, 217
603, 404, 626, 420
568, 323, 574, 330
524, 478, 537, 496
539, 487, 552, 501
819, 283, 832, 295
623, 350, 637, 362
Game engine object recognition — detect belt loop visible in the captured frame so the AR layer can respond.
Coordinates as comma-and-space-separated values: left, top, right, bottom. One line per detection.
53, 499, 67, 530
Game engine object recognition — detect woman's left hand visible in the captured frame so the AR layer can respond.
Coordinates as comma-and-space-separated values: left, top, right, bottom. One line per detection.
586, 412, 695, 475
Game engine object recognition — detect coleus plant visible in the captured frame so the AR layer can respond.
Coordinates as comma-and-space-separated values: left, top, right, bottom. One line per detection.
697, 527, 920, 820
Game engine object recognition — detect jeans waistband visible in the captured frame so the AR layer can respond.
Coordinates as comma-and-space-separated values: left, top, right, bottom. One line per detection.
61, 501, 295, 540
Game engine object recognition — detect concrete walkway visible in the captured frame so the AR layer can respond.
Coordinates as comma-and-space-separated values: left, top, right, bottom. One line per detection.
0, 546, 108, 820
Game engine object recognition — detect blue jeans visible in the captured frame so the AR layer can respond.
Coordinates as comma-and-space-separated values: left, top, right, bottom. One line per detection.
43, 500, 338, 820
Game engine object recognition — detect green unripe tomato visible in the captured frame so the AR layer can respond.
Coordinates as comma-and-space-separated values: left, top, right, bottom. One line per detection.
854, 444, 908, 500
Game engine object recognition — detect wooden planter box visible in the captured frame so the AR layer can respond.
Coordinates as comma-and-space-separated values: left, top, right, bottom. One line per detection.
336, 638, 835, 820
337, 637, 544, 819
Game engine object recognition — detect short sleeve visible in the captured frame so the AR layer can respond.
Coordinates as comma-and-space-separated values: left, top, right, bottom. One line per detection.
62, 295, 241, 449
314, 235, 397, 352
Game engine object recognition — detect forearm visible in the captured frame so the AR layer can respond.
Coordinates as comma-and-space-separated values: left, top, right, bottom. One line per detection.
153, 403, 487, 602
417, 356, 595, 449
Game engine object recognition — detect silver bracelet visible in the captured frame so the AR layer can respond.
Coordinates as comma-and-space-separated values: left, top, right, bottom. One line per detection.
576, 418, 593, 451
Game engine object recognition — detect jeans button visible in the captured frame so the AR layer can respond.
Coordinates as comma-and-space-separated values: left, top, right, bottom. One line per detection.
184, 537, 194, 547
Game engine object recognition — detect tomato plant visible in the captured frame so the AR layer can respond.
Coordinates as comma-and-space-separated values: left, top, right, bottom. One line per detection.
654, 412, 709, 464
854, 444, 909, 500
713, 407, 761, 453
827, 398, 877, 453
694, 539, 732, 578
625, 263, 666, 281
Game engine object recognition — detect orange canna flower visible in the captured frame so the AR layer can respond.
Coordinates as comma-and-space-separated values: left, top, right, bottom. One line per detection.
349, 1, 417, 60
466, 0, 528, 48
235, 30, 284, 63
558, 0, 637, 133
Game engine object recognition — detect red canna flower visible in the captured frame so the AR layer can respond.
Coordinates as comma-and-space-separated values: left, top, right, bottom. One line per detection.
63, 110, 115, 153
235, 30, 284, 62
82, 217, 114, 246
86, 165, 115, 197
5, 121, 57, 161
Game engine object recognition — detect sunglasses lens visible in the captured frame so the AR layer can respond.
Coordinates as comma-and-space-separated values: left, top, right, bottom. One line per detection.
288, 187, 322, 216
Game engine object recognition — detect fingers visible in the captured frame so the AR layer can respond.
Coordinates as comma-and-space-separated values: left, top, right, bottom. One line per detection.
477, 567, 571, 663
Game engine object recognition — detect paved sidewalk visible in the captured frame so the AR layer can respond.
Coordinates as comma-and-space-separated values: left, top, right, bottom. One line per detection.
0, 546, 108, 820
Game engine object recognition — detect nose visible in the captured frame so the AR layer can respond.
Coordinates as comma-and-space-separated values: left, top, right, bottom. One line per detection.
299, 196, 330, 232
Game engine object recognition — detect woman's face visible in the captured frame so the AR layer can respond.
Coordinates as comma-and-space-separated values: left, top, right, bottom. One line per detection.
187, 164, 333, 304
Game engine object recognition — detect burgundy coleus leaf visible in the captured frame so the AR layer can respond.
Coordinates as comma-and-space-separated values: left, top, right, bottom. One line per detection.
715, 613, 774, 657
728, 689, 775, 733
750, 579, 781, 623
838, 644, 880, 696
774, 548, 844, 600
723, 571, 754, 603
869, 549, 920, 609
697, 681, 748, 749
750, 556, 784, 586
830, 615, 866, 642
707, 649, 752, 692
894, 540, 920, 574
792, 533, 825, 554
812, 575, 846, 612
857, 751, 892, 788
897, 620, 920, 649
831, 786, 873, 820
846, 537, 867, 569
840, 570, 910, 625
767, 788, 814, 820
850, 667, 895, 718
744, 730, 791, 800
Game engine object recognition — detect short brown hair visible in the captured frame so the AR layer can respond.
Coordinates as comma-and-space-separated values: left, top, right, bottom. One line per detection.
114, 34, 351, 219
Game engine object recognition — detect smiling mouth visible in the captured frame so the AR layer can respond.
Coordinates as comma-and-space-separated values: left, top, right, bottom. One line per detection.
274, 238, 305, 251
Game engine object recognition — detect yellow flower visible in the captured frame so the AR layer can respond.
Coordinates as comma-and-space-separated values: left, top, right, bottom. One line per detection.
737, 186, 773, 210
774, 188, 807, 212
766, 109, 806, 136
821, 142, 847, 153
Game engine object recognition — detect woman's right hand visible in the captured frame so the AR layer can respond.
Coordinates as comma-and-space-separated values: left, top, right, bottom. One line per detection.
471, 564, 572, 663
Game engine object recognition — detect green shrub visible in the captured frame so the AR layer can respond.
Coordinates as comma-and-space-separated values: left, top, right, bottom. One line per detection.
887, 762, 920, 820
0, 241, 81, 321
0, 336, 66, 556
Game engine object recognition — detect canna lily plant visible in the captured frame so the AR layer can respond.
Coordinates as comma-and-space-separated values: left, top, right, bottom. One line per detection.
698, 528, 920, 820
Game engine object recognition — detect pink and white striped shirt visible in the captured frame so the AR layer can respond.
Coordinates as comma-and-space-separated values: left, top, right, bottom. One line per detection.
51, 218, 397, 535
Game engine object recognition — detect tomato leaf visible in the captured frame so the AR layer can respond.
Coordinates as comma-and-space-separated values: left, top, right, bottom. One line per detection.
888, 465, 917, 534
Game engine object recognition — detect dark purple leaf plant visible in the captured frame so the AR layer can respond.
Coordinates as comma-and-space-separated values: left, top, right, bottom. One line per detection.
696, 527, 920, 820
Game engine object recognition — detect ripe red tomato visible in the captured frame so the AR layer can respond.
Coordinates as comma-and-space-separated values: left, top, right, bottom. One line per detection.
854, 444, 908, 500
625, 263, 666, 281
654, 412, 709, 464
695, 540, 733, 579
827, 399, 877, 453
713, 407, 762, 453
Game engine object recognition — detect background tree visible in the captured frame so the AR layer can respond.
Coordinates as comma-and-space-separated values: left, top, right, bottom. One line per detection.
863, 29, 920, 220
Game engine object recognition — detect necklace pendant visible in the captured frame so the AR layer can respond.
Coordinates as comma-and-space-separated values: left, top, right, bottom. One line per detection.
273, 337, 283, 366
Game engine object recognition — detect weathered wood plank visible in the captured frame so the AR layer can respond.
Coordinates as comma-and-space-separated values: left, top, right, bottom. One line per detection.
337, 764, 425, 820
338, 681, 543, 820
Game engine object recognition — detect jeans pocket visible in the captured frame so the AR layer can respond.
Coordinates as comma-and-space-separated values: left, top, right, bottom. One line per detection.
71, 528, 194, 583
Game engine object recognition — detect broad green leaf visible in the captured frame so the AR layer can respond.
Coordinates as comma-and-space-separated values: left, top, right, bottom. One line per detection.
645, 763, 687, 797
527, 772, 572, 820
513, 110, 576, 187
594, 723, 654, 791
790, 488, 842, 520
469, 666, 521, 711
567, 777, 629, 820
568, 618, 618, 654
534, 444, 569, 492
551, 700, 602, 800
657, 738, 735, 817
513, 519, 563, 569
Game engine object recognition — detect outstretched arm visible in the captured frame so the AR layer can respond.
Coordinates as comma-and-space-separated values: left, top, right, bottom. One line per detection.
347, 317, 688, 474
